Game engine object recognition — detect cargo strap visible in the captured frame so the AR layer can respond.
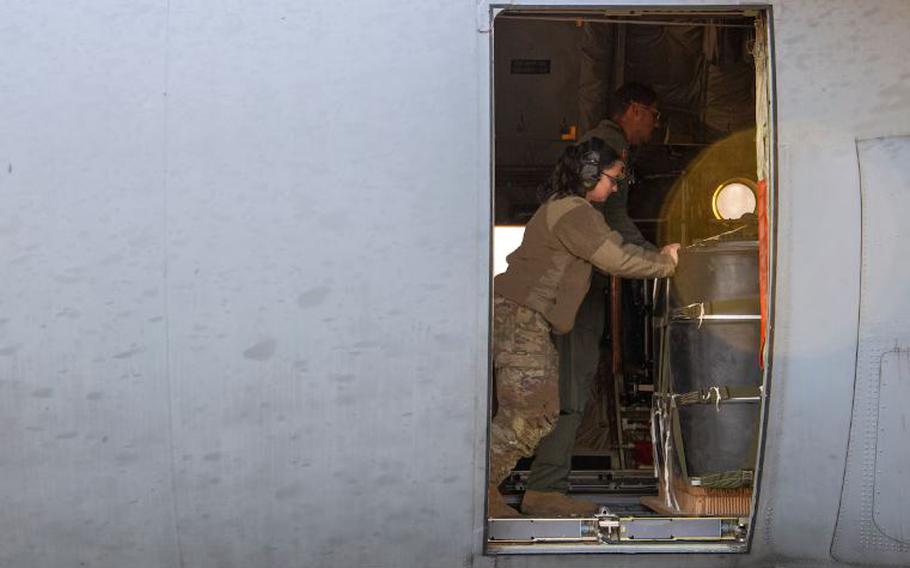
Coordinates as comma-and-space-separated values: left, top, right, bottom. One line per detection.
688, 224, 748, 246
658, 328, 761, 488
671, 385, 763, 408
654, 283, 762, 495
670, 296, 760, 324
657, 326, 692, 487
653, 320, 683, 508
693, 469, 754, 489
669, 397, 756, 489
670, 396, 690, 484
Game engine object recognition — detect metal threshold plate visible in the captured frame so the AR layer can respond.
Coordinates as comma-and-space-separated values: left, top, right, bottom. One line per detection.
487, 541, 747, 555
487, 515, 745, 553
488, 517, 600, 543
620, 517, 726, 541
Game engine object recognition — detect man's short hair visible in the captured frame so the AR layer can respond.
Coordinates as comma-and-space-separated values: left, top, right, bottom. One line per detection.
609, 83, 658, 117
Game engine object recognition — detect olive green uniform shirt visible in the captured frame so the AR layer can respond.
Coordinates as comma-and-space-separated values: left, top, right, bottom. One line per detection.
494, 196, 675, 335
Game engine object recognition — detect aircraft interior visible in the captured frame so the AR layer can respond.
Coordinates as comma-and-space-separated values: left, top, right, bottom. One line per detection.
489, 6, 772, 553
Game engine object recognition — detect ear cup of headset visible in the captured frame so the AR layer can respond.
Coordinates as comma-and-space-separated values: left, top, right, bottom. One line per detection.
577, 137, 607, 189
579, 151, 601, 188
578, 150, 601, 189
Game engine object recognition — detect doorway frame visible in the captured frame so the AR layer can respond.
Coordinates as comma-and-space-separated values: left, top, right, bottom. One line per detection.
478, 2, 779, 557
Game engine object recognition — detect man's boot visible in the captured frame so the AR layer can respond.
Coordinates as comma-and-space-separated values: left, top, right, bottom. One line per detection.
487, 486, 524, 518
521, 490, 599, 517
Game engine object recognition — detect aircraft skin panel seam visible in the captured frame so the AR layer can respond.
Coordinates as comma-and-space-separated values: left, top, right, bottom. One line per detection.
832, 135, 910, 564
828, 138, 867, 562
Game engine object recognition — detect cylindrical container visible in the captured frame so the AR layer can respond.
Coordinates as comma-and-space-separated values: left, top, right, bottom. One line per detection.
670, 240, 759, 311
665, 240, 761, 481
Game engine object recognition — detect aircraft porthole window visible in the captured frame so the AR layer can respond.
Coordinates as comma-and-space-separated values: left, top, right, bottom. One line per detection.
713, 179, 758, 220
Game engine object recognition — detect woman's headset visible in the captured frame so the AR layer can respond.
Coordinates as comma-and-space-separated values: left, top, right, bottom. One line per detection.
577, 137, 607, 189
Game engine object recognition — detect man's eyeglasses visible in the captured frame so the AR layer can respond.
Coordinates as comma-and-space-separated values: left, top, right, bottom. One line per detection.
635, 102, 661, 122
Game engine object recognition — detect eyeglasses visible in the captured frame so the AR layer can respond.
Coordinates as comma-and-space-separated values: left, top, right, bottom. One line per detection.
600, 171, 625, 184
635, 102, 661, 122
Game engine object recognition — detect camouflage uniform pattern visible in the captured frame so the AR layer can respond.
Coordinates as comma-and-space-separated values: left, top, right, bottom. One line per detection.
490, 295, 560, 489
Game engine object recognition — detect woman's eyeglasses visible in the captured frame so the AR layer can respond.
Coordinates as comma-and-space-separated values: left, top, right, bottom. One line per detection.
600, 171, 625, 184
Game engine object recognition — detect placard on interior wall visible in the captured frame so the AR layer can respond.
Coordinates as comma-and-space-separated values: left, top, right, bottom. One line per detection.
510, 59, 551, 74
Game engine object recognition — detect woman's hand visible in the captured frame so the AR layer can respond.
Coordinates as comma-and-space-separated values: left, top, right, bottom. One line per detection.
660, 243, 681, 265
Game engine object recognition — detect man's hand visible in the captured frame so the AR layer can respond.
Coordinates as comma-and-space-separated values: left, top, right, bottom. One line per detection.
660, 243, 681, 265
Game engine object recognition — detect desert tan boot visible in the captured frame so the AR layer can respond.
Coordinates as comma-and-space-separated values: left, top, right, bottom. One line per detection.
521, 490, 599, 517
487, 487, 525, 518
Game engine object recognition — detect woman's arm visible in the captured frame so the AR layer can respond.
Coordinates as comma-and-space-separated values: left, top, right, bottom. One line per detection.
553, 204, 677, 279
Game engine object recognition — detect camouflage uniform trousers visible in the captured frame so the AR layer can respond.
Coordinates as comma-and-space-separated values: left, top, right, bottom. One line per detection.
490, 295, 560, 489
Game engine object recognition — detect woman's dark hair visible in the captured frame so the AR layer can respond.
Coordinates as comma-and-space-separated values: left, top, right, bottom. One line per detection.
537, 138, 622, 203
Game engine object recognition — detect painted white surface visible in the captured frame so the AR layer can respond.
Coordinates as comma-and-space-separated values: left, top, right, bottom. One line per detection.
1, 1, 909, 567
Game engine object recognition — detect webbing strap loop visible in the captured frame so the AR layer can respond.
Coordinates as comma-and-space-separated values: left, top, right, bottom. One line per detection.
671, 385, 763, 407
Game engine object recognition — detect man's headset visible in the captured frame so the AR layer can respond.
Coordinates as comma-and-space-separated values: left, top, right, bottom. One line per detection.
578, 137, 608, 189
